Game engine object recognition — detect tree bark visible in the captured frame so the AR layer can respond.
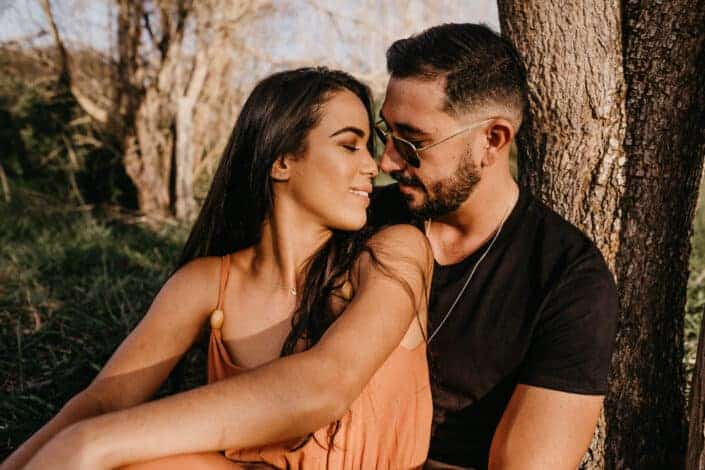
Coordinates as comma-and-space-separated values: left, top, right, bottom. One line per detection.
615, 1, 705, 468
619, 2, 705, 469
118, 0, 176, 217
499, 0, 705, 468
497, 1, 625, 465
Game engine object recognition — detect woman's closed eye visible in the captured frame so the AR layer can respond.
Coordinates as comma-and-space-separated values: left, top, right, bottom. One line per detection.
341, 143, 360, 152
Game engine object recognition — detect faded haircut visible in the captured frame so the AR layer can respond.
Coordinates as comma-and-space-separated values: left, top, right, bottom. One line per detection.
386, 23, 529, 127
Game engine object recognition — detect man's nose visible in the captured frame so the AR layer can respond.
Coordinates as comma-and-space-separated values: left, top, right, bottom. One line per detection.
379, 139, 406, 174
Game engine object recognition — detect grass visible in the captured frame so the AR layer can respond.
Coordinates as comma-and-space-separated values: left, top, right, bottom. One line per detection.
0, 187, 202, 457
685, 182, 705, 395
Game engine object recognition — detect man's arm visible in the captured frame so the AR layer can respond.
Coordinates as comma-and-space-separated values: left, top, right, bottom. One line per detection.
25, 225, 432, 469
489, 385, 603, 470
488, 242, 617, 469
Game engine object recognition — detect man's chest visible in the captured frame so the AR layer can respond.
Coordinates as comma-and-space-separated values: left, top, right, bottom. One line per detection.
426, 256, 544, 406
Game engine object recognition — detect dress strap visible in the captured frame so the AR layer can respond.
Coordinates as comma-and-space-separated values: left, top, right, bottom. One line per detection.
210, 254, 230, 330
216, 254, 231, 311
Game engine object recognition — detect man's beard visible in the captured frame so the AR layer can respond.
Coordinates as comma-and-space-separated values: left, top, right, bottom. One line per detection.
391, 151, 481, 219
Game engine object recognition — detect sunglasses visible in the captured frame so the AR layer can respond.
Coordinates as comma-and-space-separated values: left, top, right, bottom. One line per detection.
374, 118, 494, 168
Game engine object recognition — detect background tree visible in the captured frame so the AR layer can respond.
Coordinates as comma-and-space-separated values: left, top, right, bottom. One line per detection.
498, 0, 705, 468
38, 0, 273, 218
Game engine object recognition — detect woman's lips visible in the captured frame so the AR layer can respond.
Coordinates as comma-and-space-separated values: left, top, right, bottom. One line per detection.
349, 189, 370, 198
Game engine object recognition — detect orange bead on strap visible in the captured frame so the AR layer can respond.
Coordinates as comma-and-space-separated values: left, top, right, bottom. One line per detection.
210, 309, 224, 329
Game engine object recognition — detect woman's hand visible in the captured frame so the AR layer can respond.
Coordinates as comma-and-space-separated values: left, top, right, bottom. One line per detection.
23, 422, 107, 470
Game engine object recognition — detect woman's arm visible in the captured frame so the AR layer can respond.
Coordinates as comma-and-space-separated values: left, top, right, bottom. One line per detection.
25, 225, 433, 469
2, 257, 220, 470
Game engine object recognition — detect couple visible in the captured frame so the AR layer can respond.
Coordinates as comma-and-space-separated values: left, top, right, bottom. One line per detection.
5, 23, 617, 470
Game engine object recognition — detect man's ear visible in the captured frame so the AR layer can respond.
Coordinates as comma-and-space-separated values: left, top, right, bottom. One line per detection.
482, 119, 515, 167
270, 155, 293, 181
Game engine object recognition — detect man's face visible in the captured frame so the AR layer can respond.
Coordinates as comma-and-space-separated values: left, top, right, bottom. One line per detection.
379, 76, 486, 219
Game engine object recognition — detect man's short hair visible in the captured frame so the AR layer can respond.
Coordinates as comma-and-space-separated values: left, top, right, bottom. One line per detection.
386, 23, 529, 126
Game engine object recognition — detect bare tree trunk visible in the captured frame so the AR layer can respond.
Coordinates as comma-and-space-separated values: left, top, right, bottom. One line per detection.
497, 1, 625, 464
39, 0, 109, 124
500, 0, 705, 468
618, 1, 705, 469
39, 0, 70, 86
116, 0, 176, 216
174, 49, 209, 220
0, 162, 10, 203
130, 86, 175, 217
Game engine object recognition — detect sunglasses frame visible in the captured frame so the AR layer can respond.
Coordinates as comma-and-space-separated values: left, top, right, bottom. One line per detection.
374, 118, 495, 168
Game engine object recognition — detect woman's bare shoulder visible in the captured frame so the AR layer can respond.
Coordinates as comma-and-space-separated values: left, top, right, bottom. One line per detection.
365, 224, 432, 266
159, 256, 223, 316
349, 224, 433, 296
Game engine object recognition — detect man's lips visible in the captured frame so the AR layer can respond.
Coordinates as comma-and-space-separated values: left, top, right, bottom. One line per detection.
391, 172, 423, 189
397, 179, 424, 192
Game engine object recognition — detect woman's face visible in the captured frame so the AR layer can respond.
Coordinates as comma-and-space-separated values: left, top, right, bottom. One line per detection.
282, 89, 378, 231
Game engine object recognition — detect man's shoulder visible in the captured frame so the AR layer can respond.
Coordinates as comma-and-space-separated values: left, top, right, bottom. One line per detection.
524, 192, 614, 287
512, 192, 617, 395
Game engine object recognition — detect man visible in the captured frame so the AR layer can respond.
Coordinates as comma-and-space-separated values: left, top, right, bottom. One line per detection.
370, 23, 617, 469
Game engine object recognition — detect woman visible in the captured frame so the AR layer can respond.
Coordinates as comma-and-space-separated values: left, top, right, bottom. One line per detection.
5, 68, 433, 469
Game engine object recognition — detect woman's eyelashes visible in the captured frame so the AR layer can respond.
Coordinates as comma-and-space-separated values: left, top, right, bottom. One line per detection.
341, 142, 360, 152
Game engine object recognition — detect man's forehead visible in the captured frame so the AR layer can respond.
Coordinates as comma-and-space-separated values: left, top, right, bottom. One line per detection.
380, 76, 452, 129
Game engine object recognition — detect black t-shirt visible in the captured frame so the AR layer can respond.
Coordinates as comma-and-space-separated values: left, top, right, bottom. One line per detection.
368, 184, 618, 469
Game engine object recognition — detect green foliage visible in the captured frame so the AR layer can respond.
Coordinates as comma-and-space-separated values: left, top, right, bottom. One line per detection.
0, 188, 196, 457
0, 73, 136, 208
685, 183, 705, 395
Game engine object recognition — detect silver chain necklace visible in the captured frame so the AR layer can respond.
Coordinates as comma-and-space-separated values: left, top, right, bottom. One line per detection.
425, 201, 514, 344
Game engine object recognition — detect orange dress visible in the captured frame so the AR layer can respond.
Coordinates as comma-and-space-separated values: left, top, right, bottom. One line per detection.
207, 255, 432, 469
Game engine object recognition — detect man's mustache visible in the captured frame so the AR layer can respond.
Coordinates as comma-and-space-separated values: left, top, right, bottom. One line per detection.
390, 171, 425, 189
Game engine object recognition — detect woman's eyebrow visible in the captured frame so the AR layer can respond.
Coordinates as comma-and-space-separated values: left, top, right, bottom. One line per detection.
329, 126, 366, 138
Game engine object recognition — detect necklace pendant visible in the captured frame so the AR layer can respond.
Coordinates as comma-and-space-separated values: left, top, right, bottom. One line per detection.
290, 287, 297, 296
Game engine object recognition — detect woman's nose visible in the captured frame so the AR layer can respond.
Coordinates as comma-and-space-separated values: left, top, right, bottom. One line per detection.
362, 150, 379, 177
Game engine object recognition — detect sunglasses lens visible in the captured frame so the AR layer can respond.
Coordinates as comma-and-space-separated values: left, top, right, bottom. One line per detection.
395, 140, 420, 168
374, 124, 420, 168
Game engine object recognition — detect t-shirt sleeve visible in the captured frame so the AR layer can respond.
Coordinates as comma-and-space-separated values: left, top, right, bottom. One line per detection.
518, 246, 618, 395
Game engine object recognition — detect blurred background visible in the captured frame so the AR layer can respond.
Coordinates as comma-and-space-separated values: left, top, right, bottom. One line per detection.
0, 0, 703, 458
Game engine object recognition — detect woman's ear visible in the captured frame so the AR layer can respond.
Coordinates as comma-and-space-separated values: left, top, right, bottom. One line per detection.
482, 119, 515, 168
270, 155, 292, 181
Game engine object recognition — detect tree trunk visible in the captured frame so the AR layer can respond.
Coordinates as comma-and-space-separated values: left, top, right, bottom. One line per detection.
619, 1, 705, 469
497, 1, 625, 465
499, 0, 705, 468
174, 48, 209, 220
128, 85, 175, 217
117, 0, 176, 217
